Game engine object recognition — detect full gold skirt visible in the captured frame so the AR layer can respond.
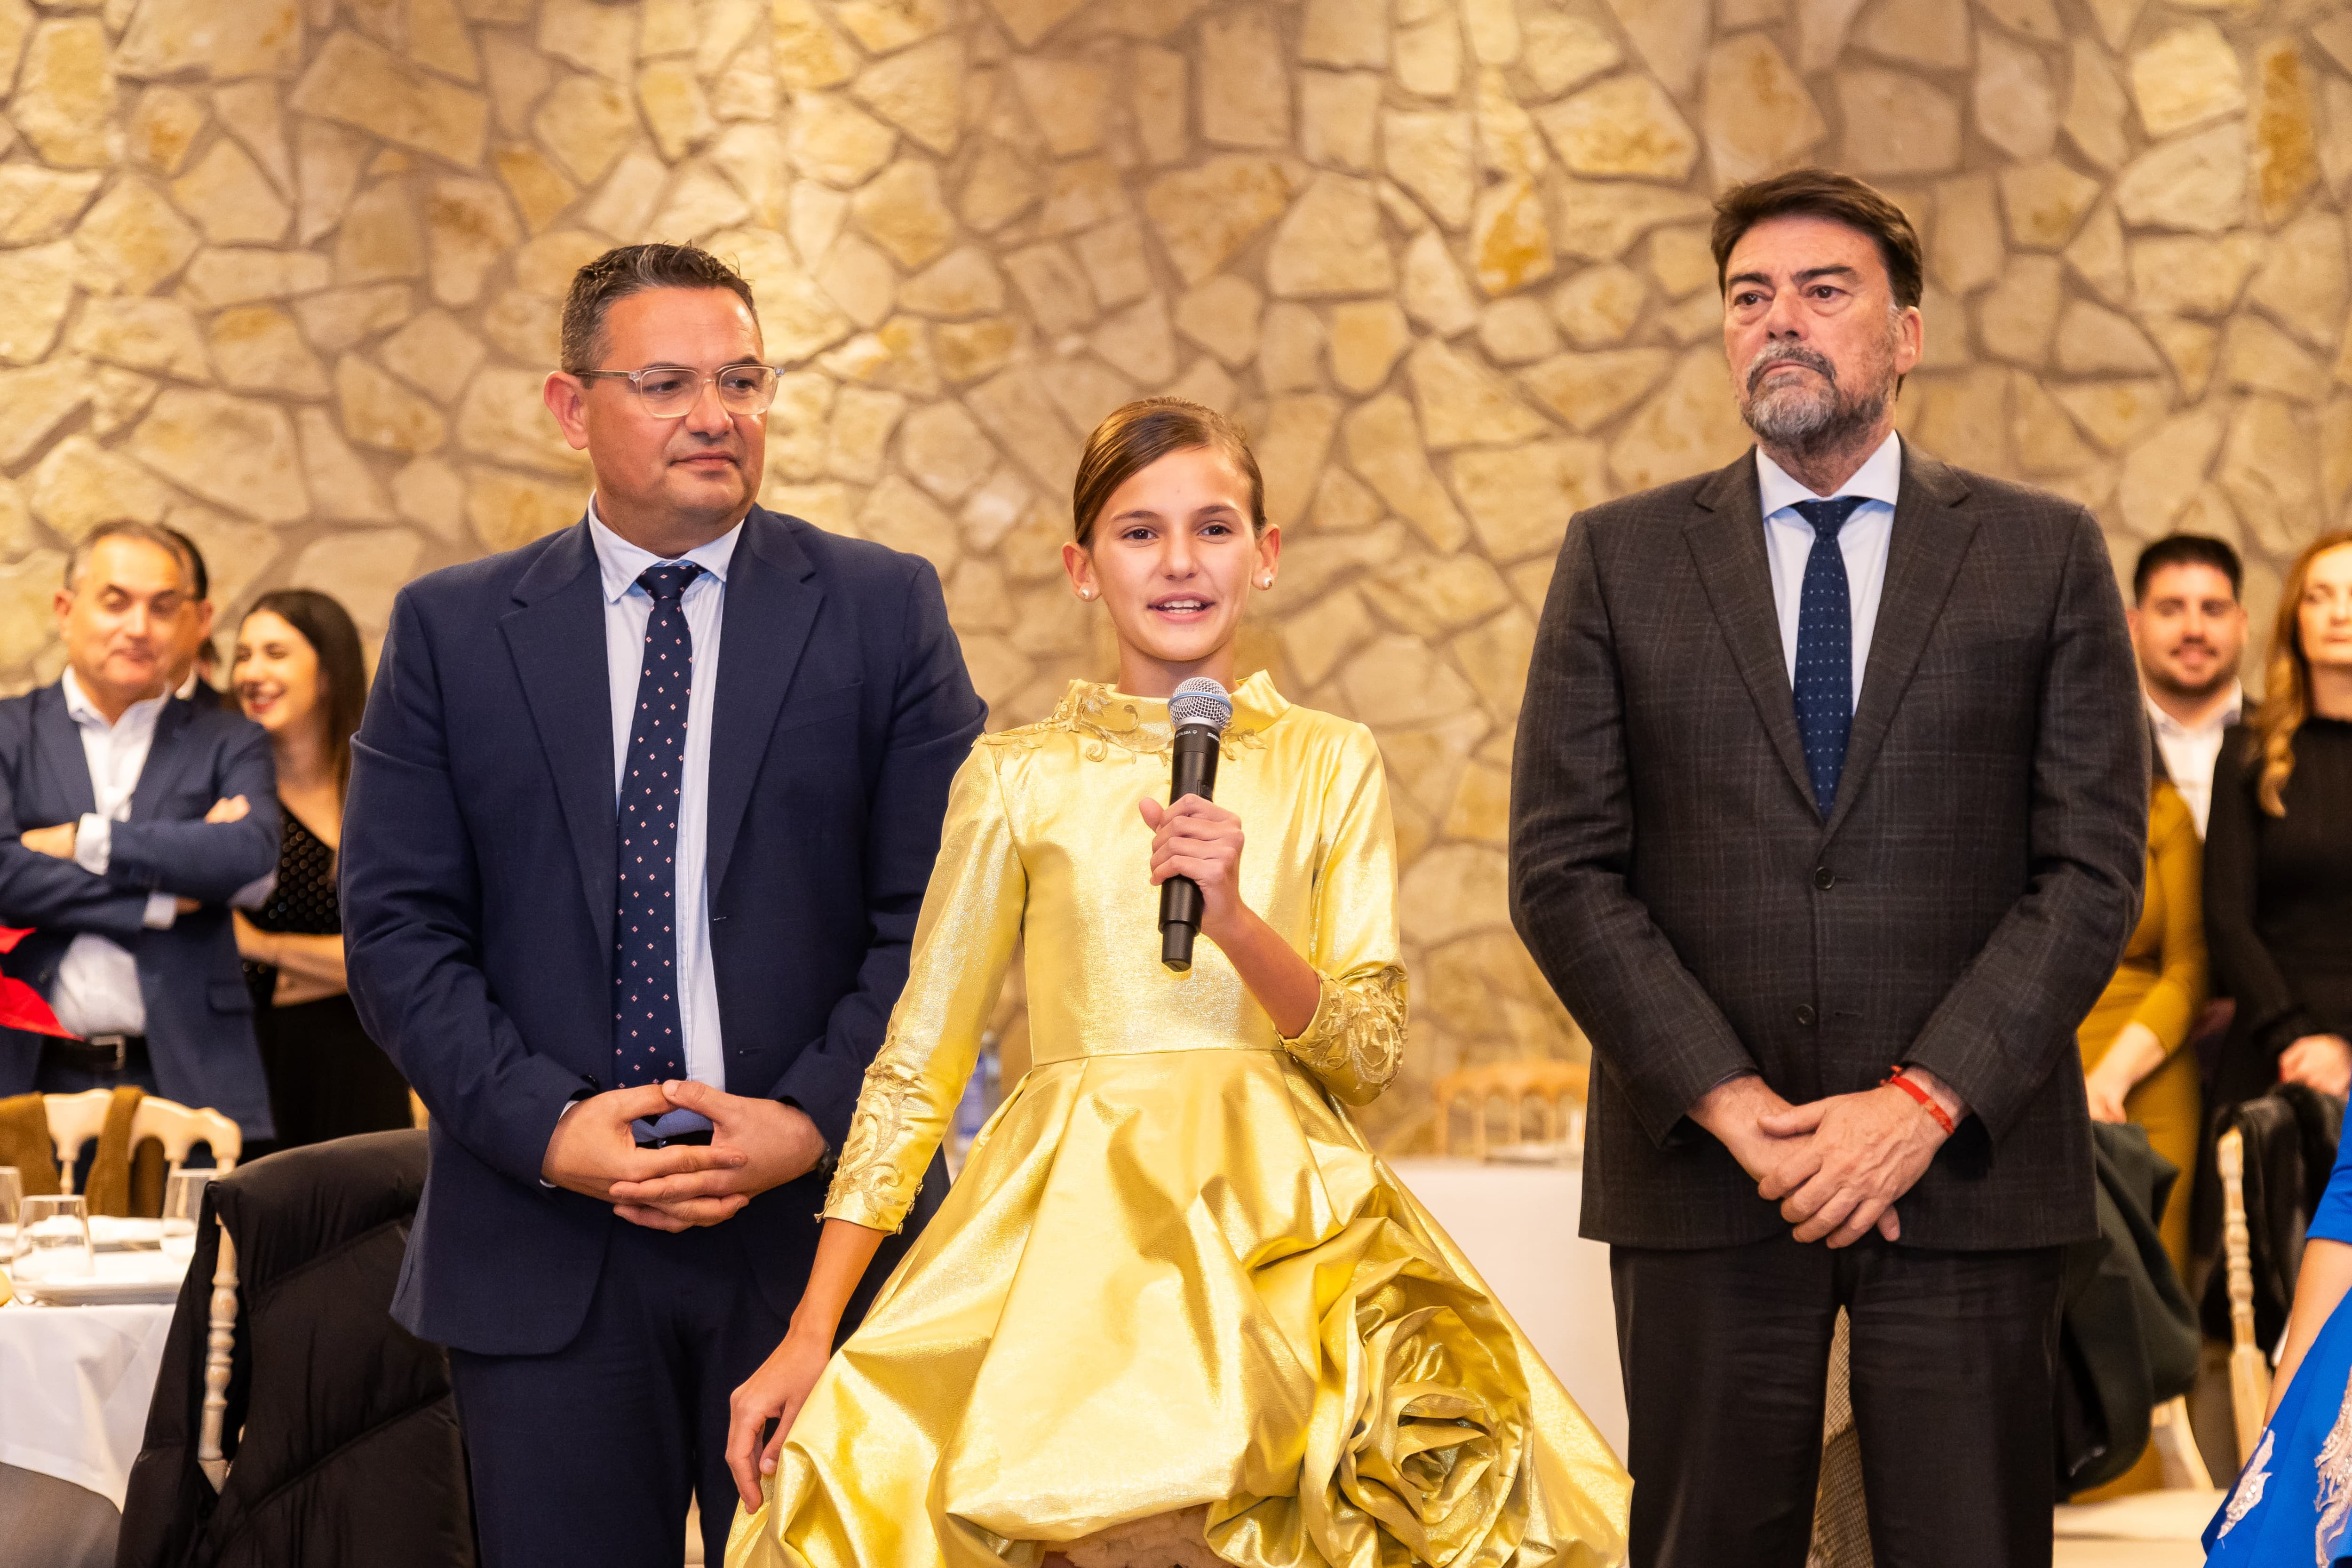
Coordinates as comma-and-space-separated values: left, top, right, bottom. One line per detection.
727, 1047, 1630, 1568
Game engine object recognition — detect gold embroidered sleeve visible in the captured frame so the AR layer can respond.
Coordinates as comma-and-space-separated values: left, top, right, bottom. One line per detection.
1278, 726, 1410, 1107
824, 745, 1025, 1233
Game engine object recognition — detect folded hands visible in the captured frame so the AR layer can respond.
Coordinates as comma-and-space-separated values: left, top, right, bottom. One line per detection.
1690, 1068, 1966, 1248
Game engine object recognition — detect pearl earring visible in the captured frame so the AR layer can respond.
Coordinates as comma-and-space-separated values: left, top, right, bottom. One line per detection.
1079, 588, 1094, 600
1259, 575, 1274, 589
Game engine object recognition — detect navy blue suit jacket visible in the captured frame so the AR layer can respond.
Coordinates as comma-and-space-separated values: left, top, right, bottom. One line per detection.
341, 508, 984, 1354
0, 685, 280, 1135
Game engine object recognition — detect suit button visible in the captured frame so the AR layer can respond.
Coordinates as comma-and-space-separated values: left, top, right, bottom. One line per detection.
1813, 867, 1836, 890
1795, 1004, 1818, 1027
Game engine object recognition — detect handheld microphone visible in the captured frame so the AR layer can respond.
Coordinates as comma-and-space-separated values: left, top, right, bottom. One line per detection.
1159, 676, 1233, 972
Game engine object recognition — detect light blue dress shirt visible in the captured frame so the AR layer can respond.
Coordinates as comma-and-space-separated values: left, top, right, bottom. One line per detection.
589, 501, 742, 1138
1756, 430, 1904, 710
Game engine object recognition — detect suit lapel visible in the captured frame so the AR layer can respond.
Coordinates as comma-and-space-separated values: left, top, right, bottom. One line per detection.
706, 510, 822, 902
1823, 444, 1978, 838
500, 521, 619, 958
1684, 451, 1818, 812
127, 700, 197, 818
32, 686, 97, 819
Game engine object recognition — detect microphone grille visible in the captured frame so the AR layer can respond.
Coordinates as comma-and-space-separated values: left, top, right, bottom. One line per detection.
1168, 676, 1232, 732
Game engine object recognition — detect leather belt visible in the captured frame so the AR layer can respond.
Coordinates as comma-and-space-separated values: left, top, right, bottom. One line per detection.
47, 1033, 143, 1074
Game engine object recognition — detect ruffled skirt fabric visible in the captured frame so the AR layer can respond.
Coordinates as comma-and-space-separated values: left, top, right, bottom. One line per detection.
727, 1047, 1629, 1568
2206, 1291, 2352, 1566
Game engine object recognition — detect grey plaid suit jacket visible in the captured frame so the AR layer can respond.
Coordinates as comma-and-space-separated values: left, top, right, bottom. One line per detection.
1509, 441, 2147, 1252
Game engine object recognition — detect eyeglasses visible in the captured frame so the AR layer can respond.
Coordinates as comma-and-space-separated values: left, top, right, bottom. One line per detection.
574, 363, 781, 419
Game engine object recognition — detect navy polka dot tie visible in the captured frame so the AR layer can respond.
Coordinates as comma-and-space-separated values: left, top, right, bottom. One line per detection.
612, 561, 703, 1090
1790, 496, 1866, 818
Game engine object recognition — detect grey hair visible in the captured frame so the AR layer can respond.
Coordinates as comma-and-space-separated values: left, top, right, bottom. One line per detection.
64, 521, 196, 593
558, 243, 760, 373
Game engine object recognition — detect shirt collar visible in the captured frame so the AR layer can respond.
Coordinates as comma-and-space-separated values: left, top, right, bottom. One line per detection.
587, 495, 745, 606
2145, 680, 2242, 737
61, 666, 169, 736
1756, 429, 1905, 524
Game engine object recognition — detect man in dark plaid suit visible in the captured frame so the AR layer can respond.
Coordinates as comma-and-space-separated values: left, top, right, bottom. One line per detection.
1509, 168, 2147, 1567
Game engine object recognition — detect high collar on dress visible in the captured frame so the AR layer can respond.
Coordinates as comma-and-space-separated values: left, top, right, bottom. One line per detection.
1053, 669, 1290, 756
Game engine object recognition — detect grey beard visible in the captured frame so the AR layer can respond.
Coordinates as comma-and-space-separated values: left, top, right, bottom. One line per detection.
1743, 371, 1889, 453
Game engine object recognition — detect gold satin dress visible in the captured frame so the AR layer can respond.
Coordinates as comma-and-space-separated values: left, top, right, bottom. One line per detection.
727, 673, 1630, 1568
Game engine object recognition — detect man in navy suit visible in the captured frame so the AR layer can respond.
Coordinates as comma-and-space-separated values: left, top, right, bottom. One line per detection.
0, 522, 278, 1140
340, 244, 984, 1566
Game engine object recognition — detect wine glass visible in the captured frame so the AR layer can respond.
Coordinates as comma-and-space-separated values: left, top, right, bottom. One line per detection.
0, 1166, 21, 1253
161, 1169, 212, 1264
14, 1193, 95, 1282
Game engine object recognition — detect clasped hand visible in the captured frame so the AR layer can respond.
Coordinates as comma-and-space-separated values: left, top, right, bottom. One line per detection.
1139, 793, 1247, 942
1694, 1072, 1959, 1248
541, 1079, 826, 1231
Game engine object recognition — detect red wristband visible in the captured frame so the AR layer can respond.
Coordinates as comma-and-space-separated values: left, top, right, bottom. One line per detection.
1883, 1067, 1956, 1136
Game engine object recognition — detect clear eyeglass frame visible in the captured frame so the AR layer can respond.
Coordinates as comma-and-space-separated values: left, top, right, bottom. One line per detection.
573, 362, 781, 419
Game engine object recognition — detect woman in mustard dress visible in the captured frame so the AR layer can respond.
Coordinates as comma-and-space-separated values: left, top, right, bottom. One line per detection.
716, 399, 1630, 1568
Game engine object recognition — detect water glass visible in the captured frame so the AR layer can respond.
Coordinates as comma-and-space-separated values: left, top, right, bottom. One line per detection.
13, 1193, 95, 1281
161, 1169, 212, 1263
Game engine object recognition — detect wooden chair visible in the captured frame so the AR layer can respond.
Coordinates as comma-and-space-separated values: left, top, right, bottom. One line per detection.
2218, 1126, 2273, 1460
43, 1088, 243, 1195
1432, 1060, 1588, 1157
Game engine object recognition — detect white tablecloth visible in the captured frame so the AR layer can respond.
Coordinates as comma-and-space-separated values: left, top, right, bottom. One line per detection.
0, 1297, 177, 1508
1386, 1158, 1627, 1458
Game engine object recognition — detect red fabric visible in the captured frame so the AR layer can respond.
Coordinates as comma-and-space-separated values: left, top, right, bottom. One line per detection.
0, 926, 75, 1039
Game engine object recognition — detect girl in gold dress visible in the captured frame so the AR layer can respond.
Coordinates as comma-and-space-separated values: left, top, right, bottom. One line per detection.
718, 399, 1630, 1568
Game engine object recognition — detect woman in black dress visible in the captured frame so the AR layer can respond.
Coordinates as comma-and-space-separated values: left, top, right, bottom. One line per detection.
230, 590, 414, 1146
2207, 532, 2352, 1112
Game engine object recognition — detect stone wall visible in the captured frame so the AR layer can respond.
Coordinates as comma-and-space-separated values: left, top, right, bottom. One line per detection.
1, 0, 2347, 1148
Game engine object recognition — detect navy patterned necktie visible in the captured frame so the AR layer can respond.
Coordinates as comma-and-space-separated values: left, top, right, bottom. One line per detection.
612, 560, 703, 1090
1790, 496, 1867, 818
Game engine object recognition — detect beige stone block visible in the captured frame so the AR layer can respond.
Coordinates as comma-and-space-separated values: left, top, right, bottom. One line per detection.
959, 466, 1034, 554
1642, 226, 1714, 302
1520, 346, 1674, 433
294, 119, 366, 247
1174, 275, 1263, 368
1144, 156, 1293, 287
482, 32, 556, 136
2078, 0, 2142, 52
937, 317, 1020, 384
1836, 68, 1960, 177
976, 0, 1089, 48
115, 0, 299, 79
815, 233, 900, 331
494, 143, 579, 238
901, 246, 1007, 319
2144, 316, 2217, 401
2117, 406, 2224, 537
1343, 633, 1478, 735
793, 93, 903, 192
294, 284, 413, 355
854, 36, 964, 157
455, 366, 585, 476
1978, 254, 2063, 366
1475, 67, 1547, 185
1278, 515, 1406, 600
338, 355, 448, 454
534, 74, 642, 188
0, 555, 64, 676
822, 385, 906, 486
1702, 33, 1825, 189
73, 179, 198, 296
465, 464, 585, 553
1266, 175, 1394, 301
1256, 303, 1325, 395
1659, 288, 1723, 346
1291, 71, 1375, 174
1452, 608, 1537, 727
944, 554, 1015, 634
1535, 74, 1698, 184
410, 0, 480, 83
1979, 0, 2061, 40
2054, 203, 2127, 310
2252, 40, 2321, 227
132, 390, 309, 523
1123, 42, 1188, 167
1032, 157, 1125, 243
291, 31, 489, 170
1447, 438, 1605, 562
2247, 211, 2348, 350
1343, 392, 1468, 550
0, 477, 37, 565
208, 306, 330, 398
1039, 349, 1136, 438
850, 160, 958, 272
30, 437, 173, 540
15, 17, 115, 170
0, 242, 78, 366
993, 241, 1089, 336
1300, 0, 1385, 69
537, 0, 633, 83
898, 401, 999, 505
425, 176, 520, 309
294, 407, 394, 523
214, 80, 293, 201
783, 181, 847, 271
834, 0, 951, 54
334, 178, 426, 287
1391, 232, 1474, 338
966, 363, 1085, 492
707, 226, 844, 363
1395, 839, 1510, 944
0, 359, 92, 470
1904, 364, 2008, 472
2222, 314, 2328, 403
1328, 300, 1410, 394
2050, 379, 2170, 454
764, 371, 834, 484
126, 86, 206, 178
2219, 398, 2322, 554
857, 472, 959, 564
1384, 111, 1474, 232
379, 308, 487, 399
168, 140, 291, 248
1009, 57, 1108, 159
2119, 121, 2249, 235
1279, 586, 1373, 690
2131, 20, 2243, 140
1469, 178, 1553, 300
1072, 221, 1151, 313
1310, 466, 1383, 533
2324, 396, 2352, 516
1999, 159, 2099, 251
2009, 371, 2098, 476
1853, 0, 1969, 70
1361, 549, 1512, 632
1378, 708, 1489, 825
1916, 285, 1970, 369
2130, 232, 2262, 318
1602, 0, 1707, 96
1552, 177, 1710, 263
1521, 11, 1618, 96
66, 298, 204, 382
1549, 263, 1647, 347
1456, 0, 1518, 67
822, 317, 939, 404
287, 528, 421, 637
1476, 297, 1559, 366
1609, 346, 1750, 493
710, 54, 779, 126
1164, 355, 1240, 414
637, 59, 715, 163
2063, 39, 2130, 173
1928, 174, 2001, 296
771, 0, 858, 92
1394, 15, 1462, 100
1974, 30, 2058, 163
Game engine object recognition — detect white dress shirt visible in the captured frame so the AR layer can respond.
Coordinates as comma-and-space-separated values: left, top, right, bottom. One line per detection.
1757, 430, 1904, 709
589, 500, 741, 1137
50, 669, 182, 1038
2147, 681, 2241, 837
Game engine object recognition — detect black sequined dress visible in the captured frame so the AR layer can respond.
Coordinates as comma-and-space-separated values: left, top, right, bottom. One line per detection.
242, 804, 413, 1147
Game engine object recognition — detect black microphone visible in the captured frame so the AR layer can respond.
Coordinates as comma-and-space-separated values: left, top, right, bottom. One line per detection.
1159, 676, 1234, 973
